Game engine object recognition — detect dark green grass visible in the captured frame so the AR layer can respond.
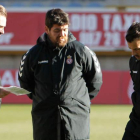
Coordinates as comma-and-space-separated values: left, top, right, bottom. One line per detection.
0, 104, 132, 140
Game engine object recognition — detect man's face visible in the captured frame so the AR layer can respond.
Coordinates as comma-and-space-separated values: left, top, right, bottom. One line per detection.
0, 15, 6, 36
45, 24, 68, 47
128, 38, 140, 60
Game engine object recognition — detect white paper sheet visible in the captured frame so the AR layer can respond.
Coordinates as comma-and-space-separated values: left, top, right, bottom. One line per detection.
0, 86, 30, 96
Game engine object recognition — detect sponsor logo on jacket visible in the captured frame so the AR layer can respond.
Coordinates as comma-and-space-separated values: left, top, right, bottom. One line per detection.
38, 60, 48, 64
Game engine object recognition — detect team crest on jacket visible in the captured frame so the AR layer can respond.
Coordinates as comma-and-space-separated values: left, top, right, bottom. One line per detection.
66, 55, 73, 64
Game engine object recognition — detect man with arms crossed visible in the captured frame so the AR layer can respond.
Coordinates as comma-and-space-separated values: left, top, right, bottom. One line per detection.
122, 22, 140, 140
18, 8, 102, 140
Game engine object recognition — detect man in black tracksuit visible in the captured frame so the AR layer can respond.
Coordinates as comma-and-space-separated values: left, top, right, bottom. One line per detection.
122, 22, 140, 140
18, 9, 102, 140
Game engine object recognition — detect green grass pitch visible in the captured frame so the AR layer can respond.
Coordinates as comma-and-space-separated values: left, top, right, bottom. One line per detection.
0, 104, 132, 140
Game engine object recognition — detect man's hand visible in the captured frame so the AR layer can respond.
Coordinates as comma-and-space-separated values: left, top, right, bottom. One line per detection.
0, 87, 10, 98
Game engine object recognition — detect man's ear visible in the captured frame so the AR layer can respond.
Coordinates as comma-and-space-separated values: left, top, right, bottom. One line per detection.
45, 26, 49, 34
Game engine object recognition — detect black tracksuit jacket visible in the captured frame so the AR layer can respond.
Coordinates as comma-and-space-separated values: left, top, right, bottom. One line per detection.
126, 56, 140, 138
18, 32, 102, 140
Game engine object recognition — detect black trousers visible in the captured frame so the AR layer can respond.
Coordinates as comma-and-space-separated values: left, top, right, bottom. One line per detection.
122, 120, 140, 140
122, 129, 140, 140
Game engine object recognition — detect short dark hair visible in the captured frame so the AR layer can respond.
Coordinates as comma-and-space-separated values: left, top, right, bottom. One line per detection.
125, 22, 140, 43
45, 8, 69, 30
0, 5, 7, 18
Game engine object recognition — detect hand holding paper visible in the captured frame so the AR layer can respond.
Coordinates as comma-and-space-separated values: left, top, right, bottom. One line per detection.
0, 86, 30, 96
0, 87, 10, 98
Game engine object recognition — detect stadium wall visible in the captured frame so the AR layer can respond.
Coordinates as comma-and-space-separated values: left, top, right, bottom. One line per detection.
0, 8, 134, 52
1, 70, 132, 104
